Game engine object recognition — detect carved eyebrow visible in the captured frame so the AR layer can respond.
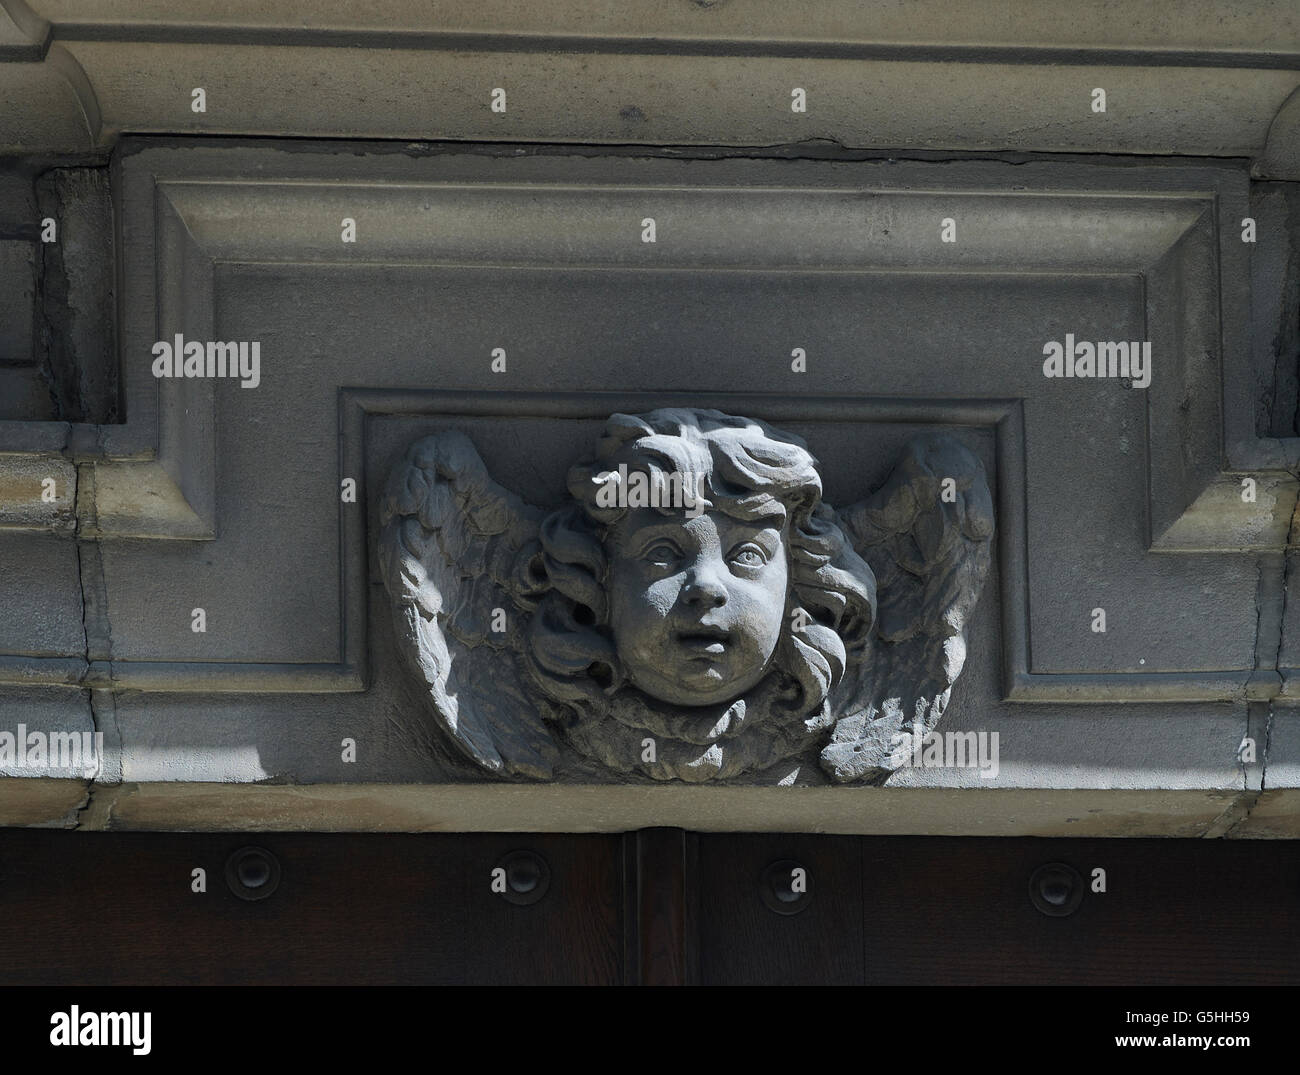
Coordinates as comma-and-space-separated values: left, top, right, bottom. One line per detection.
625, 521, 689, 540
627, 527, 688, 555
711, 501, 788, 526
717, 512, 785, 537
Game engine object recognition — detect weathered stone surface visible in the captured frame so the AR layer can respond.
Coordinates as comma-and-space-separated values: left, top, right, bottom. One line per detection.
0, 780, 1245, 837
0, 98, 1294, 830
1, 3, 1299, 173
380, 411, 991, 783
0, 533, 82, 656
34, 167, 118, 425
0, 686, 97, 781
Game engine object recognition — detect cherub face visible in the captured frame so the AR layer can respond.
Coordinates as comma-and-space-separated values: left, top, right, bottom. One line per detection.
607, 505, 789, 707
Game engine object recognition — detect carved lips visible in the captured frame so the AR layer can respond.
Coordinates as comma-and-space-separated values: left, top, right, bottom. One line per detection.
675, 622, 731, 658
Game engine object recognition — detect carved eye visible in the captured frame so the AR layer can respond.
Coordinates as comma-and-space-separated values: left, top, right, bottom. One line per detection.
730, 544, 767, 568
643, 543, 680, 566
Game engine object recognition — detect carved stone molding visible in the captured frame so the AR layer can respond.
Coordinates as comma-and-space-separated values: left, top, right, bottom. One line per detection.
0, 141, 1293, 827
378, 407, 993, 784
0, 2, 1298, 173
0, 147, 1284, 703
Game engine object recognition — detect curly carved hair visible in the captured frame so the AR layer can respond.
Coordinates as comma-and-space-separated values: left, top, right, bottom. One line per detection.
515, 409, 877, 729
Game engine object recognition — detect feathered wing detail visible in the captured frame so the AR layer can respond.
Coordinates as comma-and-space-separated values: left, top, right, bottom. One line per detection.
820, 434, 994, 784
378, 433, 558, 780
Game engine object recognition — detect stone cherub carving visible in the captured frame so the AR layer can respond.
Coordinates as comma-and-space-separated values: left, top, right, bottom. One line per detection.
379, 409, 993, 784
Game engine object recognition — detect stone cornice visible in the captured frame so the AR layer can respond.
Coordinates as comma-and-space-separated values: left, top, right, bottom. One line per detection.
1, 1, 1298, 173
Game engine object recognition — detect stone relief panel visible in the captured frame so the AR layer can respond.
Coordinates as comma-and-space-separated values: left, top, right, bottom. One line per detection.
1, 140, 1288, 829
379, 409, 992, 783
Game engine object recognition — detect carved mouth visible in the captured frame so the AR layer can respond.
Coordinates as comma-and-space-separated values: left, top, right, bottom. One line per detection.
676, 625, 730, 656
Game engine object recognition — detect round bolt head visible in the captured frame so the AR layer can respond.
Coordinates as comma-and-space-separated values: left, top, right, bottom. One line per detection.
496, 850, 551, 906
1029, 862, 1084, 917
225, 846, 281, 902
760, 859, 813, 916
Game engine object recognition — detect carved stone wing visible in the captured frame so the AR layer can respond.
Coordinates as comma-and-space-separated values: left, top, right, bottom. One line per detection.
820, 434, 994, 784
378, 432, 558, 779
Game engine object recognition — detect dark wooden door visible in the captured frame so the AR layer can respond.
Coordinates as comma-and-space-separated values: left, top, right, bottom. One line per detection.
0, 828, 1296, 985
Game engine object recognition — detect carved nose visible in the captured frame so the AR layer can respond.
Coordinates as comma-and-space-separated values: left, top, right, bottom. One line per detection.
683, 569, 727, 607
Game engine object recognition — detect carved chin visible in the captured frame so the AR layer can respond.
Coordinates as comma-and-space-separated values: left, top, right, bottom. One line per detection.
558, 671, 827, 784
624, 655, 768, 709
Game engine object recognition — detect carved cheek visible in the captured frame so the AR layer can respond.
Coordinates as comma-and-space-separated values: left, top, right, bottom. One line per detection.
611, 572, 678, 653
743, 562, 789, 653
641, 574, 682, 617
733, 586, 782, 656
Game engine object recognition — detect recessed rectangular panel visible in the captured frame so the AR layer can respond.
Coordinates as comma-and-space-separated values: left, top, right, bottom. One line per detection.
0, 145, 1259, 811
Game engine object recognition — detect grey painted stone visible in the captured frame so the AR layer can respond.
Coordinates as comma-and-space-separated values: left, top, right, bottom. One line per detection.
0, 3, 1297, 173
0, 533, 83, 656
1250, 184, 1300, 440
0, 454, 75, 531
0, 233, 51, 423
34, 167, 118, 424
10, 781, 1246, 838
0, 685, 98, 780
21, 0, 1300, 49
379, 411, 991, 783
0, 139, 1295, 832
0, 238, 33, 359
